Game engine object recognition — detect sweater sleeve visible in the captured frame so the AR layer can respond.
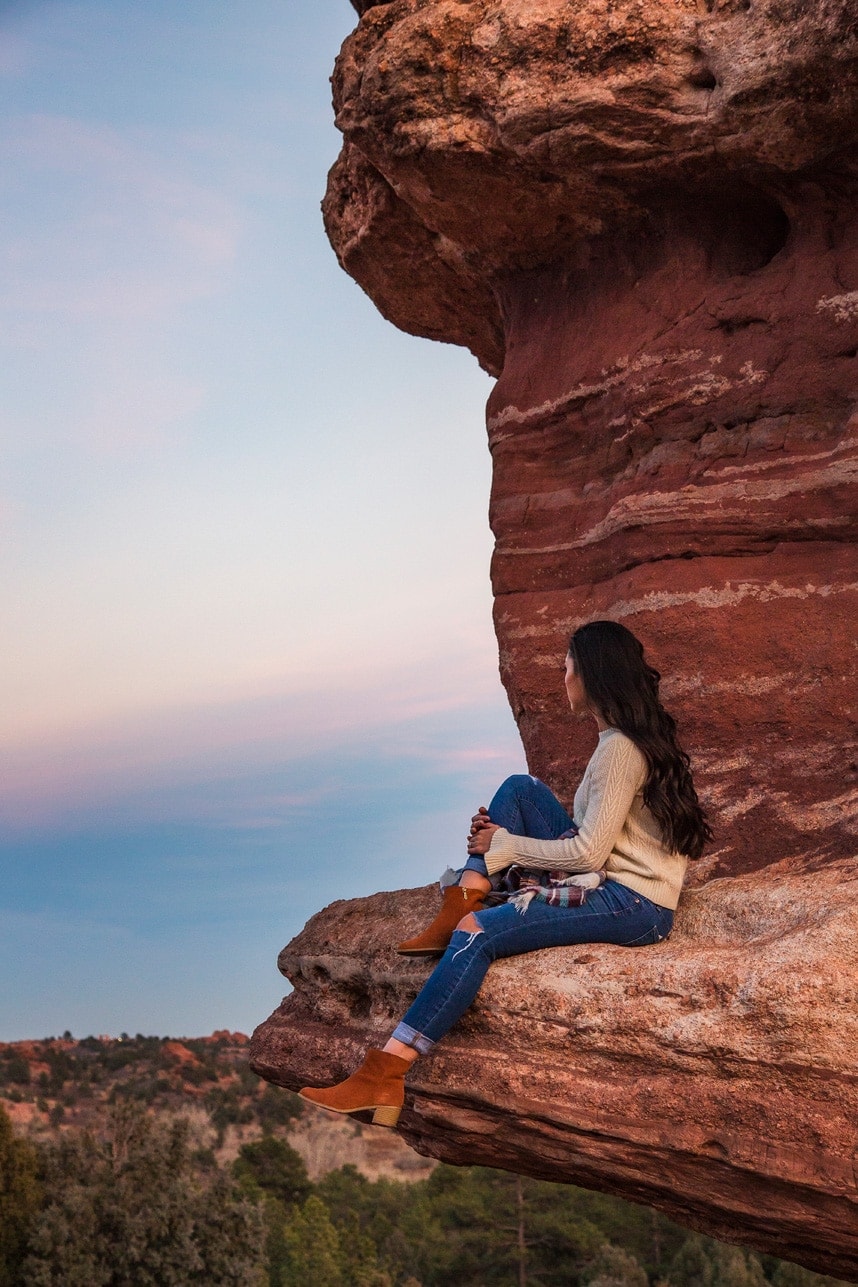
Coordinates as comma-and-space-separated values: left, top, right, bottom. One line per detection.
484, 734, 648, 876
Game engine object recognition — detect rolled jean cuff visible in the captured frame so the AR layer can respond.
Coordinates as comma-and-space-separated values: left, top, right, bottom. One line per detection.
390, 1021, 436, 1055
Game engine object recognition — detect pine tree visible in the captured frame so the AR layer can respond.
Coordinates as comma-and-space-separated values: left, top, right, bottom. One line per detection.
711, 1244, 768, 1287
332, 1210, 392, 1287
770, 1260, 856, 1287
585, 1242, 650, 1287
667, 1233, 717, 1287
0, 1108, 41, 1287
22, 1103, 264, 1285
233, 1137, 311, 1209
280, 1195, 344, 1287
667, 1234, 770, 1287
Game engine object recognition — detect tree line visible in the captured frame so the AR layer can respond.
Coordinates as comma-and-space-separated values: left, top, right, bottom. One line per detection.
1, 1102, 853, 1286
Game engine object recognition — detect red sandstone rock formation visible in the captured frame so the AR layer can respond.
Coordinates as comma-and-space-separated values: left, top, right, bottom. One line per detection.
323, 0, 858, 876
252, 0, 858, 1276
251, 867, 858, 1279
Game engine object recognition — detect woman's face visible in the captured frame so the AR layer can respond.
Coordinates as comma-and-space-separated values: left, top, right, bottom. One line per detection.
564, 652, 590, 718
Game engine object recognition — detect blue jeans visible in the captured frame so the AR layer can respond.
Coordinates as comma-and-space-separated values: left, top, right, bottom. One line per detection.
393, 775, 673, 1054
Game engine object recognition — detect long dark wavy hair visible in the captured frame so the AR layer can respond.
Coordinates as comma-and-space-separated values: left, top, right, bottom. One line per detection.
568, 620, 713, 859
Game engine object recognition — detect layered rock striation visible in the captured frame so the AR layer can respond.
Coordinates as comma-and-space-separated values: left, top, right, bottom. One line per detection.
251, 865, 858, 1279
323, 0, 858, 876
253, 0, 858, 1276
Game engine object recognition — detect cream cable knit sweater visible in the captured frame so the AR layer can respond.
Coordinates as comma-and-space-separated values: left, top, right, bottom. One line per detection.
484, 729, 688, 911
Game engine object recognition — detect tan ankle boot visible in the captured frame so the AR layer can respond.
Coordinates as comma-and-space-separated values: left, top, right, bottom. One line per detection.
397, 885, 487, 956
298, 1049, 410, 1127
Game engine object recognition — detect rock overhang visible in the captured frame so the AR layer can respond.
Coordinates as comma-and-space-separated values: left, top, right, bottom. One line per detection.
251, 862, 858, 1279
328, 0, 858, 371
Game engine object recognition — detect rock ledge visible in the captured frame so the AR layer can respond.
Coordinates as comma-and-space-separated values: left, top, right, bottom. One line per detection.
251, 859, 858, 1280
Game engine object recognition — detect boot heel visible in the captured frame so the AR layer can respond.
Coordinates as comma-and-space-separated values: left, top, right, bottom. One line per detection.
299, 1050, 408, 1127
371, 1104, 401, 1128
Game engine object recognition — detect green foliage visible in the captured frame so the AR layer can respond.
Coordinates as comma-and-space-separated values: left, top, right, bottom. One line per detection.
767, 1261, 855, 1287
313, 1168, 684, 1287
207, 1086, 256, 1138
424, 1164, 610, 1284
237, 1063, 261, 1094
667, 1234, 722, 1286
334, 1211, 393, 1287
667, 1234, 770, 1287
280, 1195, 346, 1287
716, 1246, 770, 1287
317, 1164, 444, 1286
258, 1196, 290, 1287
274, 1192, 393, 1287
0, 1034, 297, 1138
316, 1162, 610, 1286
548, 1181, 688, 1278
2, 1035, 854, 1287
233, 1138, 311, 1209
21, 1103, 264, 1285
0, 1107, 41, 1287
75, 1037, 105, 1054
42, 1050, 73, 1095
584, 1242, 649, 1287
97, 1035, 165, 1073
180, 1062, 218, 1086
308, 1162, 854, 1287
184, 1035, 231, 1061
0, 1057, 30, 1089
256, 1084, 304, 1133
108, 1075, 161, 1105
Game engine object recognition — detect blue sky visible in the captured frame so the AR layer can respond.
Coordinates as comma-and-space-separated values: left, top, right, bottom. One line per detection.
0, 1, 524, 1039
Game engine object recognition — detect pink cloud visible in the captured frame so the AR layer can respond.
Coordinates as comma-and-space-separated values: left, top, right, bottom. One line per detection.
0, 657, 520, 831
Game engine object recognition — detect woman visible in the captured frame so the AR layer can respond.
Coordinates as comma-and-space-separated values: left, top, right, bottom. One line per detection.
299, 620, 711, 1127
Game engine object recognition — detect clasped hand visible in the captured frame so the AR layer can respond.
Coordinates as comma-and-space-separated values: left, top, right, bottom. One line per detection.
466, 806, 500, 855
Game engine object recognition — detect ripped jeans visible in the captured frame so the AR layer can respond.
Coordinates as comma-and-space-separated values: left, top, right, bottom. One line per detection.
392, 775, 673, 1054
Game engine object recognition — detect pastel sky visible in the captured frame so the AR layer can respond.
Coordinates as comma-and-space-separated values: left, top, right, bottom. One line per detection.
0, 0, 526, 1040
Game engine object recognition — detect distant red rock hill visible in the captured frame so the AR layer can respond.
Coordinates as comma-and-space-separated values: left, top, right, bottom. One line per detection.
0, 1031, 431, 1182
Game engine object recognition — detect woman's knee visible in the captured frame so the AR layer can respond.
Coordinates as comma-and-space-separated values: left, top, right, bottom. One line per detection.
490, 774, 539, 815
457, 912, 483, 933
497, 774, 537, 795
